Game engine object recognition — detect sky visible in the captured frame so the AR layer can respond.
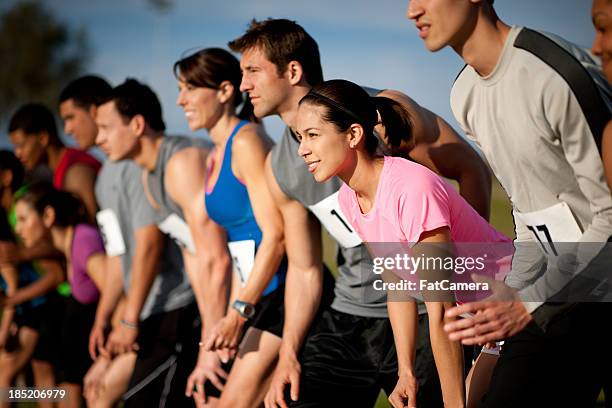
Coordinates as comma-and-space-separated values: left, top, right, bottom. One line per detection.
0, 0, 598, 149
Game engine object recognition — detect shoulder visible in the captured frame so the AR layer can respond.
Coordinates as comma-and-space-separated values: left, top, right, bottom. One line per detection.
232, 122, 270, 155
75, 223, 102, 240
385, 157, 445, 201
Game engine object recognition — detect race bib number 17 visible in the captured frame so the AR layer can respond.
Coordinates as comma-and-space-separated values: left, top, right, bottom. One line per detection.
514, 202, 583, 256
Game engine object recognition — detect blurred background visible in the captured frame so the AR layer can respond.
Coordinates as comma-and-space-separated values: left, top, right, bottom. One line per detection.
0, 0, 597, 237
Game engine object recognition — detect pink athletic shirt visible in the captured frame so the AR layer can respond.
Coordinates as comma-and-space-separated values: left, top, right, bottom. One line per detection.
338, 156, 509, 245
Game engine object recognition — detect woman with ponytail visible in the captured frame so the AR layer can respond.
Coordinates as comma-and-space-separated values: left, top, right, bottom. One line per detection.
174, 48, 287, 407
295, 79, 510, 408
15, 183, 105, 408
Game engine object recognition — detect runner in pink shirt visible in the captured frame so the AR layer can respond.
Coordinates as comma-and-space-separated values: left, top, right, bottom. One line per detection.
295, 79, 510, 408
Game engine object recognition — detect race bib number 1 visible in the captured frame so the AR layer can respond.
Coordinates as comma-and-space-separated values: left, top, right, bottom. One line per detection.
158, 213, 197, 255
308, 192, 362, 248
514, 202, 583, 256
228, 240, 255, 286
96, 209, 126, 256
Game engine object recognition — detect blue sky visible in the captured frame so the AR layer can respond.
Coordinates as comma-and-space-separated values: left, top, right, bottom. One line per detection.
0, 0, 598, 149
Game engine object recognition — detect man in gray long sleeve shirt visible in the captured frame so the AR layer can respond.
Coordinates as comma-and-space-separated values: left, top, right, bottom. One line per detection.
406, 0, 611, 406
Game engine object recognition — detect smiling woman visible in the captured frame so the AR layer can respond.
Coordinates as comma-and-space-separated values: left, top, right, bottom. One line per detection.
296, 78, 510, 407
173, 48, 287, 408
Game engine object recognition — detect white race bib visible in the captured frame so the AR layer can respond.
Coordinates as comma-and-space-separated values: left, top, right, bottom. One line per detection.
514, 202, 583, 256
228, 240, 255, 286
96, 209, 126, 256
158, 214, 196, 255
308, 191, 362, 248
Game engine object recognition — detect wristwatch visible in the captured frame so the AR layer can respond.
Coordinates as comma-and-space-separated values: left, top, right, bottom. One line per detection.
232, 300, 256, 319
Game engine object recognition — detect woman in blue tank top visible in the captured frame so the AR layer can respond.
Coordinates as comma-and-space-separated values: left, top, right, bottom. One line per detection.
175, 47, 287, 407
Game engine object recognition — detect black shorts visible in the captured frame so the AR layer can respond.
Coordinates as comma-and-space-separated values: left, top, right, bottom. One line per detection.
123, 302, 200, 408
58, 296, 96, 385
31, 294, 65, 363
288, 309, 444, 408
14, 304, 44, 331
250, 285, 285, 337
481, 303, 611, 408
204, 266, 336, 399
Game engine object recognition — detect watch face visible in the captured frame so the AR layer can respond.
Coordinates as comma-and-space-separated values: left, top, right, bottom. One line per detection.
234, 300, 256, 319
244, 304, 256, 318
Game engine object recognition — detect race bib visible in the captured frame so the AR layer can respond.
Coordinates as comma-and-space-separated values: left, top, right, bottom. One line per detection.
308, 191, 362, 248
96, 209, 126, 256
228, 240, 255, 286
514, 202, 583, 256
158, 213, 196, 255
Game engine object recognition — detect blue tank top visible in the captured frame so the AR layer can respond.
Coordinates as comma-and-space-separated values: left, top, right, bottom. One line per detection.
205, 121, 285, 295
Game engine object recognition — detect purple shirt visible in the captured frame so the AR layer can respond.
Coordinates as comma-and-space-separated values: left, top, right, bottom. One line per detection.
70, 224, 103, 304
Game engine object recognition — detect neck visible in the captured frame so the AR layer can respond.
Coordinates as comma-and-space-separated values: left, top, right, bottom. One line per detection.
278, 85, 311, 129
452, 9, 511, 77
53, 225, 74, 258
134, 132, 164, 172
338, 152, 384, 210
46, 145, 66, 171
209, 111, 240, 149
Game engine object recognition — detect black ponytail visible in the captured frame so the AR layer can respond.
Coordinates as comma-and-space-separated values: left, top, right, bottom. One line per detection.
372, 96, 413, 151
300, 79, 413, 155
16, 182, 89, 228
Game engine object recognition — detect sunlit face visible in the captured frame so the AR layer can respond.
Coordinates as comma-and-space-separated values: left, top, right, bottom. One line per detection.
592, 0, 612, 83
240, 46, 292, 118
59, 99, 98, 150
95, 101, 139, 161
295, 103, 355, 183
406, 0, 477, 52
8, 130, 46, 171
176, 80, 224, 131
14, 200, 47, 248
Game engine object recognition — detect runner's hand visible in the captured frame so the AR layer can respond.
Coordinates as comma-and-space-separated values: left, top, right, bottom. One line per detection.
83, 356, 110, 402
88, 321, 108, 359
203, 310, 245, 358
388, 373, 418, 408
185, 350, 228, 405
444, 274, 532, 345
264, 352, 301, 408
106, 322, 139, 356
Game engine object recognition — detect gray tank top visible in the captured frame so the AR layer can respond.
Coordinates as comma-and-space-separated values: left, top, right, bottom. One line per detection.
146, 136, 212, 255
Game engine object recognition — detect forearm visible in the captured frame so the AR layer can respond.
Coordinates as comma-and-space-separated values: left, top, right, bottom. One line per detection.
0, 307, 14, 336
200, 254, 231, 337
18, 241, 62, 263
122, 250, 161, 323
457, 161, 492, 221
238, 237, 284, 304
279, 264, 322, 359
11, 261, 62, 304
387, 300, 418, 376
427, 301, 465, 407
94, 257, 124, 326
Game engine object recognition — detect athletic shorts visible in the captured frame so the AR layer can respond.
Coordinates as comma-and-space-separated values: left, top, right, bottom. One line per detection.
31, 294, 64, 363
288, 309, 444, 408
204, 267, 336, 399
481, 302, 611, 408
58, 296, 96, 385
14, 304, 44, 331
123, 302, 200, 408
